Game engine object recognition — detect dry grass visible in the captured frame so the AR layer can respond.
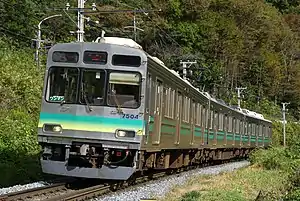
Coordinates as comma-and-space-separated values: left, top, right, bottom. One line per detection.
157, 165, 289, 201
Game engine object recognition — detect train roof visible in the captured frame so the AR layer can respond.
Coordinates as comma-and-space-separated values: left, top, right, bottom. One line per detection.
93, 37, 271, 123
94, 37, 143, 49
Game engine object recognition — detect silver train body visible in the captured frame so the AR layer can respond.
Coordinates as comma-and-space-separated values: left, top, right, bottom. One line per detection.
37, 37, 272, 180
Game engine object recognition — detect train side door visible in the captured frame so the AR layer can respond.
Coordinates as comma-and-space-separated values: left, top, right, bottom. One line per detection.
175, 91, 182, 145
144, 72, 152, 145
152, 79, 163, 145
190, 101, 195, 145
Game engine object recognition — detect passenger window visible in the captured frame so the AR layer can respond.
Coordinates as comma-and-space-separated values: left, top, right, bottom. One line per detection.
107, 72, 141, 108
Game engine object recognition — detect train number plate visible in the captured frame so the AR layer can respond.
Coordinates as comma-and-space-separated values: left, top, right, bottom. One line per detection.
122, 113, 139, 119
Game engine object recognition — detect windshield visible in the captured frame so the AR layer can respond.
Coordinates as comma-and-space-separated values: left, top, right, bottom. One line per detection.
45, 68, 141, 108
80, 69, 105, 105
107, 72, 141, 108
46, 67, 79, 103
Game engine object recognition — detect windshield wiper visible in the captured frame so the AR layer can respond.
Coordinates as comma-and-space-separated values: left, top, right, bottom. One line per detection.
60, 100, 66, 106
111, 90, 123, 114
81, 83, 92, 112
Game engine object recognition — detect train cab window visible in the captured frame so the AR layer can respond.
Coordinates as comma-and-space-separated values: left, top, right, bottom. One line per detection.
112, 55, 141, 67
107, 72, 141, 108
80, 69, 105, 105
46, 67, 79, 103
52, 51, 79, 63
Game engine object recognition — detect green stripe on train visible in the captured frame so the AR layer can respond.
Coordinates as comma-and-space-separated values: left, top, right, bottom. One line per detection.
148, 117, 270, 143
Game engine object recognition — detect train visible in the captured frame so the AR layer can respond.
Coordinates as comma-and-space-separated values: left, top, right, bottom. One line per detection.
37, 36, 272, 180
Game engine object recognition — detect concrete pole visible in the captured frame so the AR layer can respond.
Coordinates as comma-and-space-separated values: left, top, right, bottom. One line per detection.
282, 102, 290, 147
36, 14, 62, 68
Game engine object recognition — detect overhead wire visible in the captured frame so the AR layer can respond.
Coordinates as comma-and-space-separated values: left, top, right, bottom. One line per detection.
113, 0, 194, 59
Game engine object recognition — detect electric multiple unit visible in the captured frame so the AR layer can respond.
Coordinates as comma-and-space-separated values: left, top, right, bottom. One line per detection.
37, 37, 272, 180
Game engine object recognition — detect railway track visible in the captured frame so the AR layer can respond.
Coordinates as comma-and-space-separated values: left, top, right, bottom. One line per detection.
0, 182, 68, 201
0, 159, 246, 201
43, 171, 167, 201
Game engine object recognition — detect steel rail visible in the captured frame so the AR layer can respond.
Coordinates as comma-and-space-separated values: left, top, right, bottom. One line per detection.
0, 182, 68, 201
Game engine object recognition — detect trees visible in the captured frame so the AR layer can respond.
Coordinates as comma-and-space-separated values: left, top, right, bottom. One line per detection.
1, 0, 300, 118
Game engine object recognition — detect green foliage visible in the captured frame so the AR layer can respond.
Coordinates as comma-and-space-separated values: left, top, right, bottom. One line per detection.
250, 147, 300, 173
249, 119, 300, 200
0, 38, 43, 187
180, 191, 201, 201
181, 190, 245, 201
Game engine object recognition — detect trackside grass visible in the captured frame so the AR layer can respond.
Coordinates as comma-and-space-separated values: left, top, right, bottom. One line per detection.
159, 164, 289, 201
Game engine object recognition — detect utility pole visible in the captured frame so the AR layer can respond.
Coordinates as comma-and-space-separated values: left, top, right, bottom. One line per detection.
64, 1, 97, 42
124, 14, 144, 41
77, 0, 85, 42
34, 14, 62, 69
236, 87, 246, 109
82, 8, 161, 41
180, 60, 197, 80
282, 102, 290, 147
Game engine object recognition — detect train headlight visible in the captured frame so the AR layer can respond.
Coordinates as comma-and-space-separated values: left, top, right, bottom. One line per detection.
43, 124, 62, 133
118, 130, 127, 137
53, 125, 62, 132
116, 130, 135, 138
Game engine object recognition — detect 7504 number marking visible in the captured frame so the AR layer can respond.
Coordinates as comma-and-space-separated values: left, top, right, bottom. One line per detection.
122, 114, 139, 119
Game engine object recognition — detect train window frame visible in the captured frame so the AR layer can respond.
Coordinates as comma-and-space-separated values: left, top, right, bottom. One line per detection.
263, 125, 267, 137
196, 103, 201, 126
163, 86, 169, 118
248, 123, 252, 136
228, 116, 232, 132
209, 110, 214, 129
52, 51, 79, 63
146, 72, 153, 116
155, 78, 163, 112
170, 89, 175, 118
176, 91, 183, 120
83, 51, 108, 64
112, 54, 141, 67
44, 66, 80, 104
214, 111, 219, 130
224, 114, 228, 132
218, 112, 224, 131
183, 96, 190, 123
106, 70, 142, 109
202, 106, 207, 128
236, 118, 240, 134
259, 124, 263, 136
191, 101, 196, 124
79, 68, 107, 106
240, 120, 244, 135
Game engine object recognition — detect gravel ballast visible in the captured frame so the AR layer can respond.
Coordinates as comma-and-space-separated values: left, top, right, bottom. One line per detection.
93, 160, 250, 201
0, 182, 48, 196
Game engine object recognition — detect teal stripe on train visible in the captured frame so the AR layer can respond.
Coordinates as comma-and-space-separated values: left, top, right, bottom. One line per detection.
38, 112, 145, 134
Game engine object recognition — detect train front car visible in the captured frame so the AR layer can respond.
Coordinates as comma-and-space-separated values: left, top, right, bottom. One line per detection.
37, 38, 147, 180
